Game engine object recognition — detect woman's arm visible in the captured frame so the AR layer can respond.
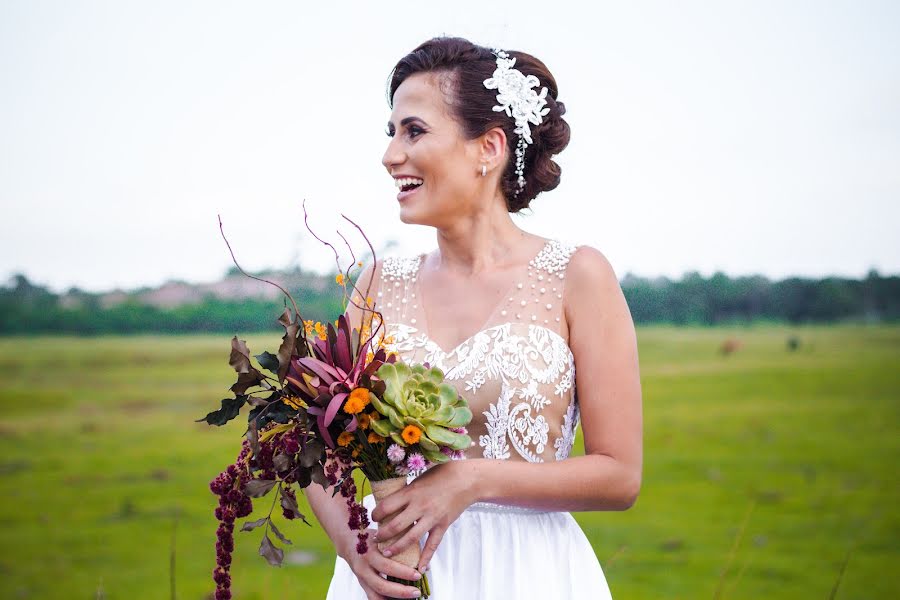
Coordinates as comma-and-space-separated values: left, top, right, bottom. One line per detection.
305, 473, 364, 561
371, 245, 643, 567
478, 244, 643, 510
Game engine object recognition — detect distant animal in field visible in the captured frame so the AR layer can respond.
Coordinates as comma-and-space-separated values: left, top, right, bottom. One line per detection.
719, 338, 743, 356
786, 336, 801, 351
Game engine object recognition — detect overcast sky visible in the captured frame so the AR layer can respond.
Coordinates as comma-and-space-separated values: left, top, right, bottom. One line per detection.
1, 0, 898, 293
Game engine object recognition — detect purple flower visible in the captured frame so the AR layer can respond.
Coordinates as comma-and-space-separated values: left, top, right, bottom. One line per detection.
386, 443, 406, 464
440, 446, 467, 460
356, 531, 369, 554
450, 427, 467, 435
406, 452, 427, 472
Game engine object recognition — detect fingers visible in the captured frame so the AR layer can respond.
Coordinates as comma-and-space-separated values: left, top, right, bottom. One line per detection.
369, 549, 424, 582
374, 506, 419, 544
362, 584, 384, 600
350, 534, 423, 599
382, 517, 431, 558
417, 525, 447, 572
359, 567, 421, 599
371, 493, 407, 523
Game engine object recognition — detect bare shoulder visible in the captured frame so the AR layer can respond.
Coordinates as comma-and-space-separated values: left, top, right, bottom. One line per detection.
565, 244, 621, 300
563, 244, 633, 330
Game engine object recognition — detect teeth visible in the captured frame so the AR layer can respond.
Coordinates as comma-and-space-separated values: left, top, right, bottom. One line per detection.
394, 177, 424, 189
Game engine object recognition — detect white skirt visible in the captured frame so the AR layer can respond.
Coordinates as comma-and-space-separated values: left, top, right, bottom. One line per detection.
326, 493, 614, 599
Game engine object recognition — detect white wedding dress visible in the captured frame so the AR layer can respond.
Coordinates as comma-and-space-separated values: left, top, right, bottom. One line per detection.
326, 239, 614, 599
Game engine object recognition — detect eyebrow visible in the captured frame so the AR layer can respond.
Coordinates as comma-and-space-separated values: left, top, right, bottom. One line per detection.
386, 116, 427, 129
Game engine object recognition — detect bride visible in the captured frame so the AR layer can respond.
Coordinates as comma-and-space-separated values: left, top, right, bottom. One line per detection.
307, 36, 643, 599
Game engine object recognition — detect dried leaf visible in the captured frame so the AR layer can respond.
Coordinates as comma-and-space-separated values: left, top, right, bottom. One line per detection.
195, 396, 246, 426
268, 520, 293, 545
281, 485, 311, 525
280, 486, 300, 515
248, 418, 260, 459
240, 517, 268, 532
277, 309, 302, 379
246, 395, 271, 407
255, 351, 280, 374
311, 464, 328, 489
229, 337, 253, 373
244, 479, 277, 498
259, 533, 284, 567
230, 368, 265, 396
273, 453, 292, 472
294, 466, 312, 489
299, 439, 324, 468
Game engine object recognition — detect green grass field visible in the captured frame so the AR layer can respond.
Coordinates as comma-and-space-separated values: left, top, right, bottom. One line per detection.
0, 325, 897, 599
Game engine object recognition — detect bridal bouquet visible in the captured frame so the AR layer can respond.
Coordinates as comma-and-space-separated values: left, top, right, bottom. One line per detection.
197, 211, 471, 600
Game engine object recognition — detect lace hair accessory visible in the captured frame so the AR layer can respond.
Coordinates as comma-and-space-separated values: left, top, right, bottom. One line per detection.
483, 48, 551, 196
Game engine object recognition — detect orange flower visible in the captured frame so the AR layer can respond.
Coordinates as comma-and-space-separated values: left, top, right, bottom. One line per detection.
335, 273, 346, 286
343, 387, 371, 415
357, 413, 371, 430
314, 322, 327, 341
367, 432, 385, 444
351, 447, 361, 458
337, 431, 354, 447
401, 425, 422, 445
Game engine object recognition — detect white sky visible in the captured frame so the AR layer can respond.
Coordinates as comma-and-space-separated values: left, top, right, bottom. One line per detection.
1, 0, 898, 293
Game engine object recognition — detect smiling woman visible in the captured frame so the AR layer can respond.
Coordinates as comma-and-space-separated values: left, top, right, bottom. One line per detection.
305, 35, 642, 600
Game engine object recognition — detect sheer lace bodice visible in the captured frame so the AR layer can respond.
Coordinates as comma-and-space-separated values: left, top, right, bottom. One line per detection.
370, 239, 581, 464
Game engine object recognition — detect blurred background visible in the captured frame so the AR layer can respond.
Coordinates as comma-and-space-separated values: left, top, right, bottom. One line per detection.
1, 1, 897, 598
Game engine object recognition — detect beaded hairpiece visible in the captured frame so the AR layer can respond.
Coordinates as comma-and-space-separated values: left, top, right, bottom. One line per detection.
483, 48, 551, 196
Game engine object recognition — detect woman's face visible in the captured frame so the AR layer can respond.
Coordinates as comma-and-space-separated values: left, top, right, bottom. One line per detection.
382, 72, 488, 227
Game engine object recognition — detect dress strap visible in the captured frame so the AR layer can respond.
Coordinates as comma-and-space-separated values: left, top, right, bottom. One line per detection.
495, 239, 579, 336
378, 254, 424, 328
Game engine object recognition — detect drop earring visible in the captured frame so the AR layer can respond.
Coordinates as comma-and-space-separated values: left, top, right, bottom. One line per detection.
481, 164, 487, 177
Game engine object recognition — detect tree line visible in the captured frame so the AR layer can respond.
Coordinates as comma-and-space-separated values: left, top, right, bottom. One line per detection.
1, 269, 897, 335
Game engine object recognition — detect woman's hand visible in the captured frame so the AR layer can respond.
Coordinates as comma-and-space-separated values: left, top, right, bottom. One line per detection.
371, 460, 477, 572
344, 528, 424, 599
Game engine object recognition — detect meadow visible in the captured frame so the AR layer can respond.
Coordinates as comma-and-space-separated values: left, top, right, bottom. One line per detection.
0, 324, 897, 599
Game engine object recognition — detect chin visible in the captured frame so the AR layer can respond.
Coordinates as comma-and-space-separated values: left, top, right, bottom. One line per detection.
398, 200, 435, 227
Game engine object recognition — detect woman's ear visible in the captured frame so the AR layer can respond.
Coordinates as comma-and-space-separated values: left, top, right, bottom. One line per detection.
480, 126, 507, 170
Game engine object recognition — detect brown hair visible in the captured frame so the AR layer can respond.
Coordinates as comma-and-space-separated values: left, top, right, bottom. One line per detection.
388, 37, 571, 212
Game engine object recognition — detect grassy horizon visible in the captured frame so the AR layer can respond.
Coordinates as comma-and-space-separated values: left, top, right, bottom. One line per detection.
0, 324, 897, 598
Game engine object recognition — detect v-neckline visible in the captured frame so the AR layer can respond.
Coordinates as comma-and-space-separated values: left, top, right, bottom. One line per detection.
411, 239, 554, 355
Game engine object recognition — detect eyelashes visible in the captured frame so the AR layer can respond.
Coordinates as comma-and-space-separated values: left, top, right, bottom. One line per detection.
385, 126, 424, 139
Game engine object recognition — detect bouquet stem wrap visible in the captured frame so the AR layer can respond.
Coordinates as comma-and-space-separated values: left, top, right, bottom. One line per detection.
370, 476, 421, 569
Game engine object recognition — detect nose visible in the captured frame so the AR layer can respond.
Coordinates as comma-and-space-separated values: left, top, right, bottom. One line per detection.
381, 135, 406, 174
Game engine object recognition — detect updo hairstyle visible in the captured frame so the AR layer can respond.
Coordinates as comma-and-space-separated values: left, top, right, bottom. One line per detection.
387, 37, 571, 212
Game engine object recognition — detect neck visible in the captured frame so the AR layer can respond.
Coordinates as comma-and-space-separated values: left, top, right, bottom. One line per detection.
431, 200, 537, 275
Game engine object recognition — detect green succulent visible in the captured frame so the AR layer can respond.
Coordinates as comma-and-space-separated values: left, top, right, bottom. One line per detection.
369, 362, 472, 463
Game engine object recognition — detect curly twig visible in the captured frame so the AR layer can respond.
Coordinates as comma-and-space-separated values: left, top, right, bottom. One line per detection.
217, 214, 307, 331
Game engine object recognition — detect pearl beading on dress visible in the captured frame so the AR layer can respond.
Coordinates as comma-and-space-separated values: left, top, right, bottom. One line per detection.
529, 239, 578, 275
503, 239, 578, 326
382, 255, 423, 281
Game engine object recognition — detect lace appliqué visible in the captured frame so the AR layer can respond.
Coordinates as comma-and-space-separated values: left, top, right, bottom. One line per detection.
480, 384, 513, 460
378, 240, 581, 464
384, 322, 577, 463
554, 401, 580, 461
